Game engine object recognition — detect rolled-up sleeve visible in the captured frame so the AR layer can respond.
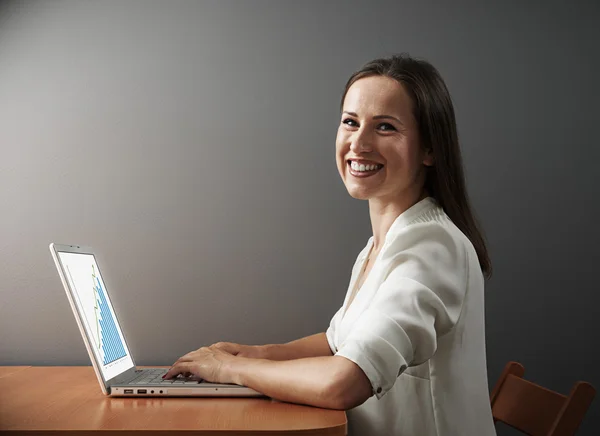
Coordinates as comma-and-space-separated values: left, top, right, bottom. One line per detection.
335, 223, 469, 399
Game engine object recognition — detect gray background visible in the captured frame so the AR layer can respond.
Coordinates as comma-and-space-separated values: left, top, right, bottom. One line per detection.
1, 0, 598, 434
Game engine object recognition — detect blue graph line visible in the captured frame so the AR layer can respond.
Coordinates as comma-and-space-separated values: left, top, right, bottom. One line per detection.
95, 278, 126, 364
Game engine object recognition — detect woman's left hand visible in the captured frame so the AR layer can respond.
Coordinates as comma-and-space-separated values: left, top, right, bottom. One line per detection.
163, 345, 239, 384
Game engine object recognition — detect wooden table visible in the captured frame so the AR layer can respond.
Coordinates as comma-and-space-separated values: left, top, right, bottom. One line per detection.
0, 366, 347, 435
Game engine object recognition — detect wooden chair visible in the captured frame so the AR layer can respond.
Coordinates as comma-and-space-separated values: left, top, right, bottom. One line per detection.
490, 361, 596, 435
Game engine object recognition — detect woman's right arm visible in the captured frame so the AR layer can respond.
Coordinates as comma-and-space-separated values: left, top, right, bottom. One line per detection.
213, 332, 333, 361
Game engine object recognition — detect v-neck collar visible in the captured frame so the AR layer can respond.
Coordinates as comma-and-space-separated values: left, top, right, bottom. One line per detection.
341, 241, 375, 318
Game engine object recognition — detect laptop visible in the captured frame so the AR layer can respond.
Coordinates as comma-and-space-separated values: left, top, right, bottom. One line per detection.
49, 243, 264, 397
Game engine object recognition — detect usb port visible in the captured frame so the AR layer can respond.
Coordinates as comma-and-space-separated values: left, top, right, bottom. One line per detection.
137, 389, 147, 394
124, 389, 134, 394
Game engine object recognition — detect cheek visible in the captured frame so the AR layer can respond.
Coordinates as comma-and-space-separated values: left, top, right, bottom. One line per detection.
394, 140, 421, 166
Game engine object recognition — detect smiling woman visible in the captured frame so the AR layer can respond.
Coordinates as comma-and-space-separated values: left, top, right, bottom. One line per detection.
165, 54, 496, 436
325, 53, 495, 435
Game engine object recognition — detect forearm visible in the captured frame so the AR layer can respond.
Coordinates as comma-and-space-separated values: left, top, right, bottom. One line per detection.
259, 332, 334, 361
228, 356, 343, 409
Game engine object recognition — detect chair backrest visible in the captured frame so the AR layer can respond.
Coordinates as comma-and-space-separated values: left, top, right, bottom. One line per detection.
490, 361, 596, 436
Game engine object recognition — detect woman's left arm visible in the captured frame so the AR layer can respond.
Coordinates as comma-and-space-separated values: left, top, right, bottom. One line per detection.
229, 354, 373, 410
163, 344, 372, 410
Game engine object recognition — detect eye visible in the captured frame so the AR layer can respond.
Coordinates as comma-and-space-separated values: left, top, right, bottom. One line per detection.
377, 122, 397, 132
342, 118, 358, 127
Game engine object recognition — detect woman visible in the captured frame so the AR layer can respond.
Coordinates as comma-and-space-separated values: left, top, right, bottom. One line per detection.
164, 54, 497, 435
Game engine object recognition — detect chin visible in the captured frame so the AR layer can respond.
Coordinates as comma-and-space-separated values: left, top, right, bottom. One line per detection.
346, 187, 372, 200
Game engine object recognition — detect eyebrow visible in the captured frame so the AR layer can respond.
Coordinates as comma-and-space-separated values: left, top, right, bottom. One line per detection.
342, 111, 404, 125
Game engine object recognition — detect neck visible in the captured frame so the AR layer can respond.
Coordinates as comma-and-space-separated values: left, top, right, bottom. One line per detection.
368, 189, 429, 252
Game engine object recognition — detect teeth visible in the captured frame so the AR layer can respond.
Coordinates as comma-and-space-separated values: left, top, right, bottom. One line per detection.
350, 161, 381, 172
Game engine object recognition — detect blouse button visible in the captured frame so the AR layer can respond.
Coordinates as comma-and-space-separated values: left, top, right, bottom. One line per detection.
376, 387, 382, 394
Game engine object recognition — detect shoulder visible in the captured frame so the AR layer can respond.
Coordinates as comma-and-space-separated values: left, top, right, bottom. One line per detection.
381, 204, 473, 289
384, 204, 469, 260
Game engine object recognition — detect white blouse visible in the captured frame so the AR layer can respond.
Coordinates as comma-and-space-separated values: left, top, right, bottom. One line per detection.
326, 197, 497, 436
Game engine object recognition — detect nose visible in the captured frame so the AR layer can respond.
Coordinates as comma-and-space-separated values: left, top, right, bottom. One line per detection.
349, 130, 373, 153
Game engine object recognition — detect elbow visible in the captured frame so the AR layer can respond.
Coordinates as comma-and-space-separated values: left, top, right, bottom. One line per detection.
320, 356, 374, 410
324, 374, 373, 410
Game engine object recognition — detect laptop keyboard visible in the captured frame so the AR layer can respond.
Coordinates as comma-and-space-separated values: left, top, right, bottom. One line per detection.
129, 368, 204, 385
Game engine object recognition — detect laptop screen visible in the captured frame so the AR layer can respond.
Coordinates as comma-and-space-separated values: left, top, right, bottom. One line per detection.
57, 251, 134, 381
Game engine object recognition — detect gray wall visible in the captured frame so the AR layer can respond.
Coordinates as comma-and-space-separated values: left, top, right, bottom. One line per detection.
1, 0, 598, 434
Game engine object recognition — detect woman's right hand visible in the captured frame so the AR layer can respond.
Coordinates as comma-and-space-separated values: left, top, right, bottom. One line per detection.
210, 341, 267, 359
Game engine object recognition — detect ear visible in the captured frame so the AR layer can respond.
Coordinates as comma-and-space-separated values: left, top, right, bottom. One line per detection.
422, 148, 434, 167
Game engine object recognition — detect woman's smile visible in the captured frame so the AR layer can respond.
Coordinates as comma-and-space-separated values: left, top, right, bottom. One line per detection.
347, 159, 385, 178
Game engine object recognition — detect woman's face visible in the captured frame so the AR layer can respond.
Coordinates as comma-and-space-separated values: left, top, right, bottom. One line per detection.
336, 75, 433, 203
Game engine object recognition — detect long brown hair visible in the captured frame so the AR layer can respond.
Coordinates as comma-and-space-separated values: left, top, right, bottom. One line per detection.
341, 53, 492, 278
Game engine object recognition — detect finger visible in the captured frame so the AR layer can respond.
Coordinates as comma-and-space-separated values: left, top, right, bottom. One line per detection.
185, 372, 204, 381
163, 362, 196, 380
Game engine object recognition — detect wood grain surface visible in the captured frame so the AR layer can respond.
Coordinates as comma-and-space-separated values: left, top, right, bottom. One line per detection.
0, 366, 346, 435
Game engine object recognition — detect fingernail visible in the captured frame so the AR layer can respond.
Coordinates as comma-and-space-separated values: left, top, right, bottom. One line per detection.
162, 375, 166, 378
